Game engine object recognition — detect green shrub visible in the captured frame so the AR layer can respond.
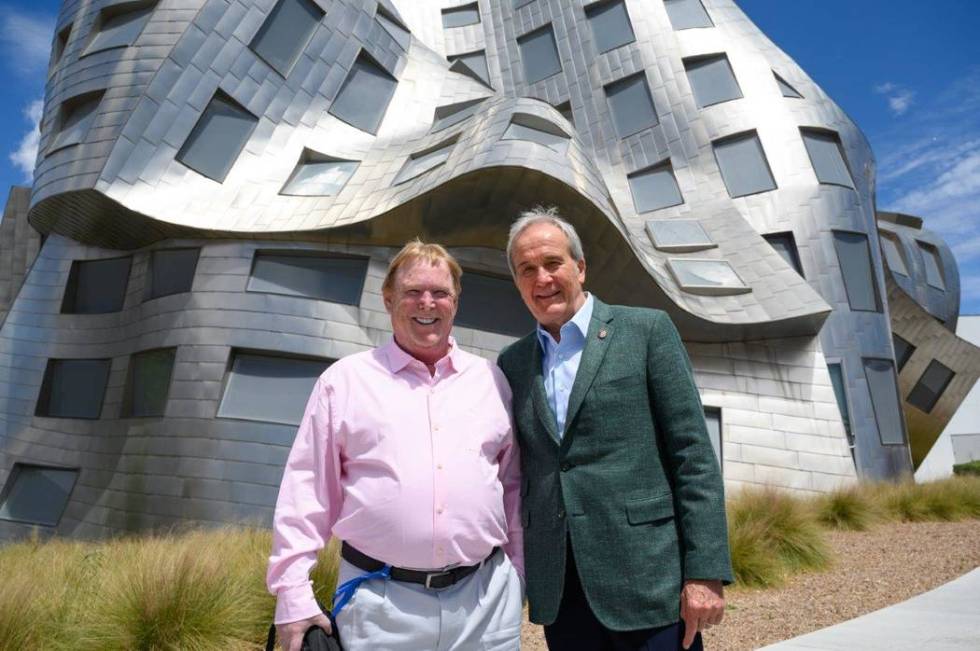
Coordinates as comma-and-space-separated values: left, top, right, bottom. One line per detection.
953, 460, 980, 477
812, 486, 879, 531
726, 515, 783, 588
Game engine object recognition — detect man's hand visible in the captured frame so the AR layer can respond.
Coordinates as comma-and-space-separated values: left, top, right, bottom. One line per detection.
276, 612, 333, 651
680, 579, 724, 649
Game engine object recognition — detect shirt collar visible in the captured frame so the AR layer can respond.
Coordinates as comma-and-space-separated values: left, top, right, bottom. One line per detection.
383, 336, 462, 374
536, 293, 594, 351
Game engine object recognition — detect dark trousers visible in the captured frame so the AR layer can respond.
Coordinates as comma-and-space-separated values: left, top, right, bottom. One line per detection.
544, 542, 703, 651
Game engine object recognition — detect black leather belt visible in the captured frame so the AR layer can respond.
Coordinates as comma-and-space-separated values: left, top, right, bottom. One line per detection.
340, 542, 499, 590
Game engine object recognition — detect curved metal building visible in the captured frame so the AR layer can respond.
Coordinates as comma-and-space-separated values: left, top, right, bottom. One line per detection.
0, 0, 974, 539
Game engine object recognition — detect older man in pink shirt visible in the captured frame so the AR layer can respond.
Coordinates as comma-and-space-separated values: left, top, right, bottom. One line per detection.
267, 241, 524, 651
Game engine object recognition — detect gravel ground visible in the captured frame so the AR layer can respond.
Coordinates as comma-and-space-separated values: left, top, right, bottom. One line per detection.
519, 520, 980, 650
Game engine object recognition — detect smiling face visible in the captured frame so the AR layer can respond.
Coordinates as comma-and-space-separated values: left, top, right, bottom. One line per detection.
384, 258, 458, 367
510, 221, 586, 340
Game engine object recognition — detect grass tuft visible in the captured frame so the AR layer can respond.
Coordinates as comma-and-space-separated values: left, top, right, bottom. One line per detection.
812, 486, 879, 531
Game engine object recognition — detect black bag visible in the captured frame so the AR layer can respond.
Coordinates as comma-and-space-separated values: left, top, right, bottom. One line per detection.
265, 612, 342, 651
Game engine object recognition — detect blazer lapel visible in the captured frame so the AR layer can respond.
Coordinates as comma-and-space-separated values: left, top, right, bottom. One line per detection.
562, 300, 614, 443
529, 336, 561, 445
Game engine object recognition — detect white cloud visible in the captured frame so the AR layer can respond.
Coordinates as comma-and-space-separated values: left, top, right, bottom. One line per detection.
873, 81, 915, 117
9, 99, 43, 181
0, 7, 55, 77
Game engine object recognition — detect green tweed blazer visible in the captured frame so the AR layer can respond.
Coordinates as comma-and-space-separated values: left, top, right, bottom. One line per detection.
497, 299, 733, 631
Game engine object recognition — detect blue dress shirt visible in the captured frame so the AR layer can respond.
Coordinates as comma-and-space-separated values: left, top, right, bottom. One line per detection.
537, 294, 594, 437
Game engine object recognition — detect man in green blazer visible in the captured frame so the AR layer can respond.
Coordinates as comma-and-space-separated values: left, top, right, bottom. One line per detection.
497, 207, 732, 651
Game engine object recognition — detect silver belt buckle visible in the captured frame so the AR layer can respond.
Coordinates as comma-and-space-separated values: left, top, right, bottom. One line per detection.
424, 569, 453, 589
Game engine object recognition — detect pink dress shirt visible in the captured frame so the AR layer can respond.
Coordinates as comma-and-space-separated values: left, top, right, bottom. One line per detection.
267, 338, 524, 624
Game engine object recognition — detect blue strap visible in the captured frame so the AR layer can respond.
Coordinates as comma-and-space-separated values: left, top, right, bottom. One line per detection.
330, 565, 391, 618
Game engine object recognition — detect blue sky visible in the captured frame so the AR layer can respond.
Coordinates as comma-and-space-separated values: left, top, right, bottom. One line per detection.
1, 0, 978, 311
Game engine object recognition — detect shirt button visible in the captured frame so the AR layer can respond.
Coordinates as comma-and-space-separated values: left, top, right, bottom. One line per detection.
437, 507, 444, 514
437, 464, 443, 470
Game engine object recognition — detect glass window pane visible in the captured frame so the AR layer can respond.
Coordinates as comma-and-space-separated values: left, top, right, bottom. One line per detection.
704, 406, 722, 466
513, 0, 534, 8
501, 114, 569, 153
62, 257, 131, 314
586, 0, 635, 54
393, 139, 456, 185
83, 5, 153, 56
917, 241, 946, 290
664, 0, 712, 30
827, 363, 851, 436
668, 259, 748, 294
448, 50, 491, 87
517, 25, 562, 84
893, 333, 915, 371
685, 55, 742, 108
281, 158, 359, 196
177, 93, 258, 182
713, 132, 776, 198
833, 231, 882, 312
880, 232, 908, 276
763, 232, 804, 276
605, 73, 658, 138
432, 99, 486, 132
148, 248, 199, 299
377, 9, 410, 51
247, 252, 368, 304
775, 72, 802, 98
646, 220, 712, 251
863, 358, 906, 445
250, 0, 324, 76
0, 465, 78, 526
629, 163, 683, 213
50, 93, 103, 151
555, 101, 574, 125
442, 3, 480, 28
36, 359, 111, 419
907, 359, 955, 413
125, 348, 176, 417
218, 352, 332, 425
328, 53, 398, 135
456, 271, 535, 337
802, 129, 853, 187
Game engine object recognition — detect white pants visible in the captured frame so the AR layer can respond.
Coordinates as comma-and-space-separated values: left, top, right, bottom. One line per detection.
334, 550, 523, 651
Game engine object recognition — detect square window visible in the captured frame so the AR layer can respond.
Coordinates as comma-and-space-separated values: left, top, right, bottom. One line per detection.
907, 359, 954, 413
448, 50, 491, 87
62, 256, 132, 314
432, 98, 486, 132
328, 52, 398, 135
0, 464, 78, 527
247, 251, 368, 304
763, 232, 804, 277
684, 54, 742, 108
250, 0, 325, 77
217, 351, 333, 425
605, 73, 658, 138
668, 259, 750, 295
833, 231, 882, 312
123, 347, 176, 417
442, 3, 480, 28
281, 154, 359, 196
146, 248, 199, 300
49, 91, 104, 153
176, 92, 258, 182
801, 129, 853, 188
377, 7, 411, 51
645, 220, 713, 252
880, 232, 909, 276
713, 131, 777, 198
393, 138, 457, 185
82, 2, 154, 57
863, 358, 906, 445
774, 72, 802, 98
704, 406, 722, 467
664, 0, 712, 30
554, 100, 574, 125
456, 271, 535, 336
501, 113, 569, 153
629, 162, 684, 213
893, 333, 915, 372
36, 358, 112, 419
585, 0, 635, 54
517, 25, 562, 84
917, 241, 946, 290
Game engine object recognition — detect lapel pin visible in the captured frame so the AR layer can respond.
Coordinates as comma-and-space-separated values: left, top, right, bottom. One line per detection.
598, 328, 607, 340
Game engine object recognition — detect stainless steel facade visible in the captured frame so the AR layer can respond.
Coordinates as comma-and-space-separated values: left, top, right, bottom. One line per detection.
0, 0, 972, 539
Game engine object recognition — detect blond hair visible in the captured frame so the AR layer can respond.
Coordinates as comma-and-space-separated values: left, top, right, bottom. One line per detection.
382, 239, 463, 297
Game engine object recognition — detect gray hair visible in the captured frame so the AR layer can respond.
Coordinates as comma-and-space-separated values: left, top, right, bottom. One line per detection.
506, 205, 584, 275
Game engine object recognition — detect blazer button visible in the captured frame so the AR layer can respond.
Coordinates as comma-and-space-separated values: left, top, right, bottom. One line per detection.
557, 508, 566, 519
561, 462, 572, 472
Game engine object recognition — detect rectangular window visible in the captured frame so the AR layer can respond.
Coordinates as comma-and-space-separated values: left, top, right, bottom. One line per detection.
377, 7, 410, 51
517, 25, 562, 84
646, 220, 713, 252
684, 54, 742, 108
250, 0, 325, 76
328, 52, 398, 135
0, 464, 78, 527
555, 101, 574, 125
62, 256, 132, 314
49, 91, 104, 152
82, 2, 154, 57
713, 131, 777, 198
52, 23, 72, 66
217, 351, 333, 425
907, 359, 955, 413
456, 271, 535, 337
393, 138, 457, 185
605, 72, 658, 138
667, 259, 750, 296
664, 0, 713, 30
247, 251, 368, 304
36, 358, 112, 419
774, 72, 802, 98
585, 0, 635, 54
448, 50, 491, 87
704, 406, 722, 467
880, 232, 909, 276
176, 92, 258, 182
832, 231, 882, 312
501, 113, 570, 154
917, 241, 946, 290
628, 161, 683, 213
863, 358, 906, 445
763, 232, 804, 277
801, 129, 853, 188
827, 362, 851, 437
281, 155, 359, 196
893, 333, 915, 372
442, 3, 480, 28
123, 348, 176, 417
432, 99, 486, 132
146, 248, 199, 300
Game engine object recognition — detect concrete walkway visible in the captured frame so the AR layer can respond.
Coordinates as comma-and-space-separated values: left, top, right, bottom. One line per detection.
760, 567, 980, 650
